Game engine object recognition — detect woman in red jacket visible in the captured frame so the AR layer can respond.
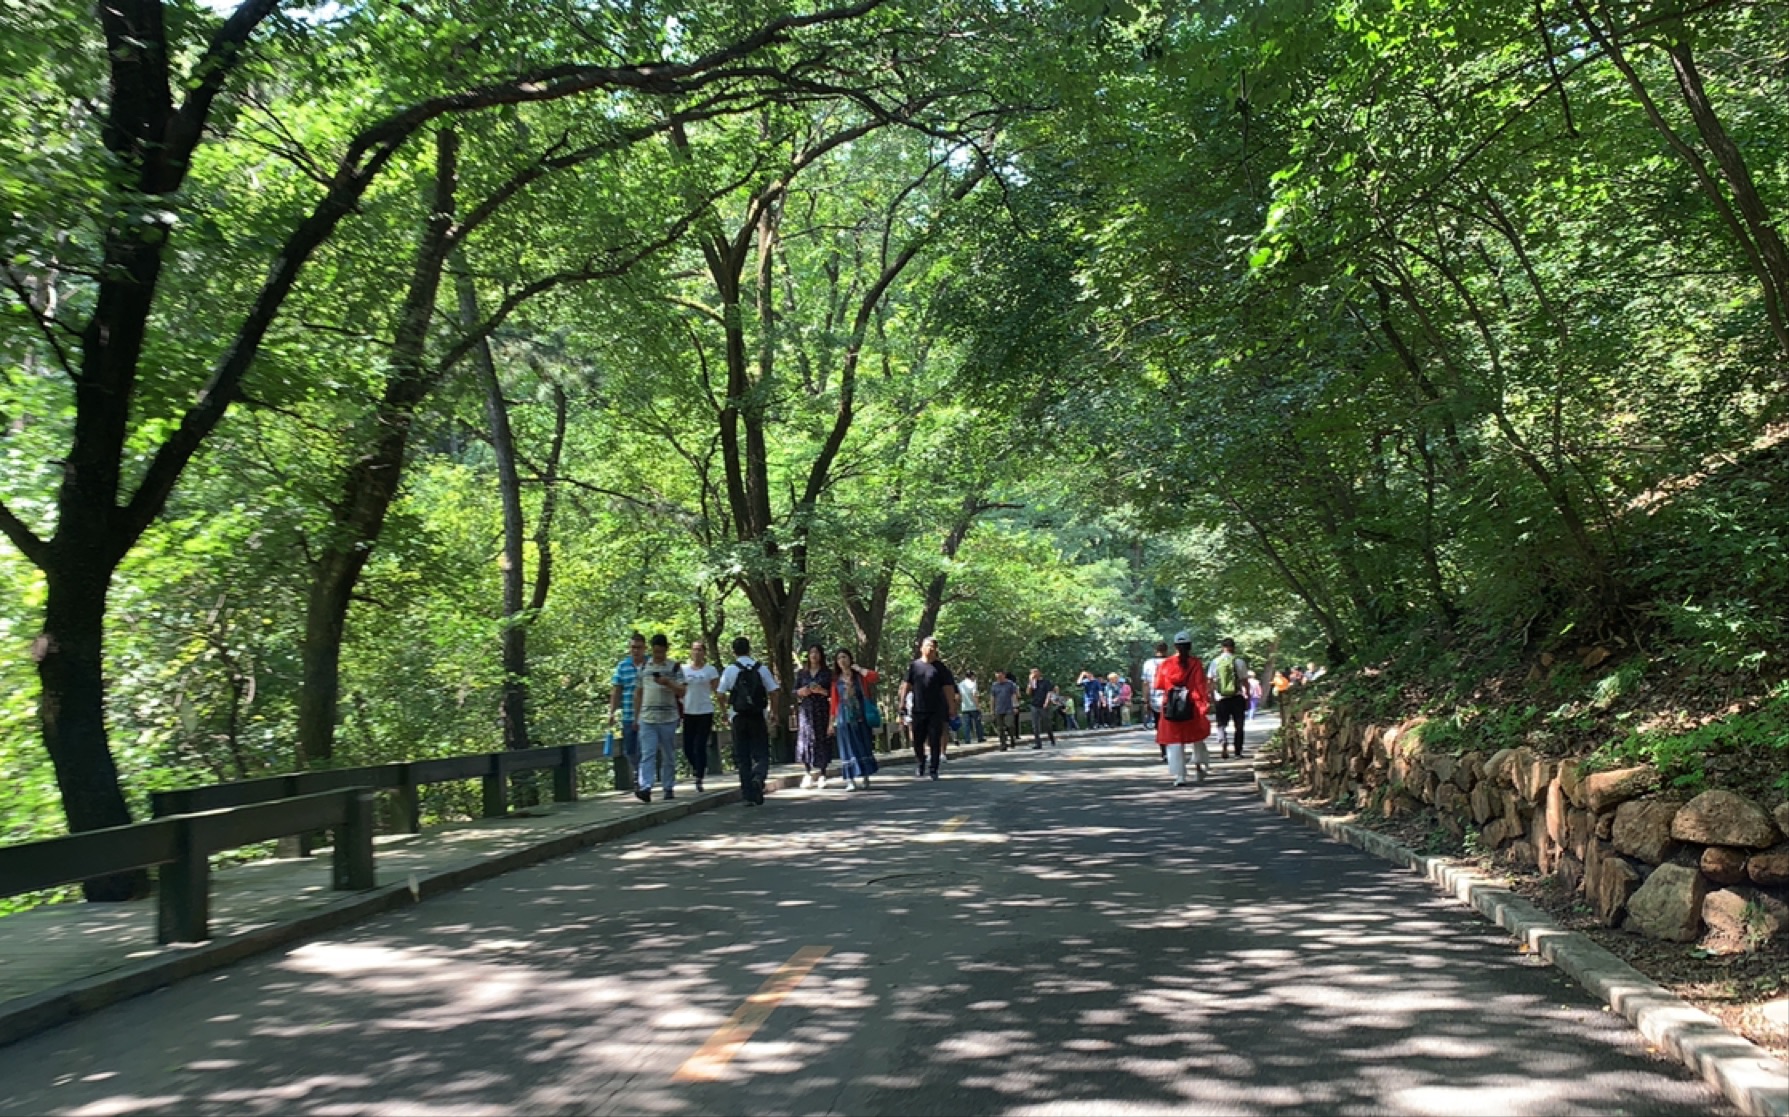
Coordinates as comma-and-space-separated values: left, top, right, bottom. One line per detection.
830, 649, 881, 791
1153, 631, 1212, 786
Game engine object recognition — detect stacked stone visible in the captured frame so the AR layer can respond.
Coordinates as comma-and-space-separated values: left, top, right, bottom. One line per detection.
1281, 712, 1789, 947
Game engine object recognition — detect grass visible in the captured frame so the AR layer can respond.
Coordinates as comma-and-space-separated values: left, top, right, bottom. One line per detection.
1591, 684, 1789, 797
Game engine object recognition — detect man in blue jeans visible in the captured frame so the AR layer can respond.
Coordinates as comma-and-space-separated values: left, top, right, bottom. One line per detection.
718, 637, 780, 805
957, 671, 985, 744
607, 632, 647, 779
633, 634, 686, 802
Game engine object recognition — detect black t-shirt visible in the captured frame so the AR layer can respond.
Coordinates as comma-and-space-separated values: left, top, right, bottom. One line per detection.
905, 658, 957, 716
1028, 676, 1053, 708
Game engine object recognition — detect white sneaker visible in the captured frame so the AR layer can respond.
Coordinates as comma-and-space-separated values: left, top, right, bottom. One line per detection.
800, 773, 816, 790
845, 779, 860, 791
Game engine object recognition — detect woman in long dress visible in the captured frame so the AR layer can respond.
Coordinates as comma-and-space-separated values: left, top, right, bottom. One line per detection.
1153, 631, 1212, 786
795, 643, 835, 789
830, 648, 881, 791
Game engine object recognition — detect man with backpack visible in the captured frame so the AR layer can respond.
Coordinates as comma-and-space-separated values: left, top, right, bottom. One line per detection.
718, 636, 780, 805
1208, 638, 1250, 759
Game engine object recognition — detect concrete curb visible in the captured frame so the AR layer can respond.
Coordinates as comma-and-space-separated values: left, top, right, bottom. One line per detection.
1256, 774, 1789, 1117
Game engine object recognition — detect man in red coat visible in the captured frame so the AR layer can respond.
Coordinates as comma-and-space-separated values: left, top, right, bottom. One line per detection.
1152, 631, 1212, 786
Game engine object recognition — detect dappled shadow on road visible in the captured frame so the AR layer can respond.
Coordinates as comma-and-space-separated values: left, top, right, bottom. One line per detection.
0, 737, 1725, 1116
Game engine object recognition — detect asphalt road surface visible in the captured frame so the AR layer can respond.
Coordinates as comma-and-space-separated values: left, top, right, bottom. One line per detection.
0, 728, 1729, 1116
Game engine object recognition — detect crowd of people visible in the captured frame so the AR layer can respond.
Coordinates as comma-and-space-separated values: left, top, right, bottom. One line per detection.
605, 629, 1319, 803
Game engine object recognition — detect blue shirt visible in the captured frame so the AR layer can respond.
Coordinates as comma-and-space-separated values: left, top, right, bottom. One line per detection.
611, 655, 643, 722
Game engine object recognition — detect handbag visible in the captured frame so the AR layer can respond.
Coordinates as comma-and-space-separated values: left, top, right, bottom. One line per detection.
856, 675, 883, 728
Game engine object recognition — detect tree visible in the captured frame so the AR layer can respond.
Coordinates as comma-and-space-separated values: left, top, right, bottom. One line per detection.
0, 0, 884, 896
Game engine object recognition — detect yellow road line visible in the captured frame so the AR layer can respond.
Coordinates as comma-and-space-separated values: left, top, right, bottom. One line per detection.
673, 946, 830, 1082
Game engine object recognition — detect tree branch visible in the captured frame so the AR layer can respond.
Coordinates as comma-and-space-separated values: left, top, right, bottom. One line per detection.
120, 2, 886, 548
0, 499, 49, 568
2, 266, 77, 377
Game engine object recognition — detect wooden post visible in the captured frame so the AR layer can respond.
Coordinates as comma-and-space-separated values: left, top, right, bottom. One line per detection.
280, 775, 319, 858
157, 819, 209, 944
482, 753, 510, 818
397, 766, 422, 835
332, 791, 377, 890
553, 745, 578, 803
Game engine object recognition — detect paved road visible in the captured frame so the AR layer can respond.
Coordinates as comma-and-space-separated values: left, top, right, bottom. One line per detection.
0, 729, 1728, 1116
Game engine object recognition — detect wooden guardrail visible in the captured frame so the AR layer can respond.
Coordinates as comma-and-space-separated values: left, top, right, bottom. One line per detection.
4, 723, 904, 941
0, 788, 376, 944
150, 743, 607, 832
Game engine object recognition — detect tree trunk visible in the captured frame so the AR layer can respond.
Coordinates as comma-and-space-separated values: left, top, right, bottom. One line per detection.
913, 494, 1012, 647
36, 554, 147, 900
295, 128, 460, 768
842, 558, 894, 670
1231, 499, 1351, 660
740, 580, 799, 761
1570, 0, 1789, 357
1663, 39, 1789, 346
1414, 433, 1460, 626
457, 263, 531, 754
296, 553, 355, 768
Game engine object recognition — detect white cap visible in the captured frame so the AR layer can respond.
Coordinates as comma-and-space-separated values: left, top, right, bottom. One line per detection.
1172, 630, 1192, 645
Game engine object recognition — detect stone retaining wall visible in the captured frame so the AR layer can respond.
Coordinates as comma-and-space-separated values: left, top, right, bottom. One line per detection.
1282, 706, 1789, 946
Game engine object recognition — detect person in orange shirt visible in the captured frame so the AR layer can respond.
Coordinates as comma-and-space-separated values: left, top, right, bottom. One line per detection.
1153, 631, 1212, 786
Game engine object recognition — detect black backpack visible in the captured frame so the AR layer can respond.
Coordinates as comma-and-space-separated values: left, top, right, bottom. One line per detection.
730, 661, 768, 717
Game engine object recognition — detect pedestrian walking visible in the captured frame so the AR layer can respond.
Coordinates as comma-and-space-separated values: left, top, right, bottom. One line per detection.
830, 649, 881, 790
1079, 670, 1102, 729
898, 635, 959, 780
607, 632, 648, 771
633, 634, 686, 802
682, 639, 720, 792
957, 671, 984, 744
1153, 630, 1212, 786
1245, 671, 1262, 722
794, 643, 835, 789
1208, 638, 1251, 759
718, 637, 779, 805
990, 669, 1020, 750
1026, 668, 1057, 748
1140, 641, 1166, 731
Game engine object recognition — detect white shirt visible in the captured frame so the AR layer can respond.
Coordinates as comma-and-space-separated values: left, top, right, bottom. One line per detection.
957, 679, 979, 712
682, 663, 719, 716
1142, 656, 1164, 710
717, 657, 779, 722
